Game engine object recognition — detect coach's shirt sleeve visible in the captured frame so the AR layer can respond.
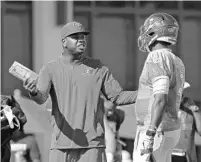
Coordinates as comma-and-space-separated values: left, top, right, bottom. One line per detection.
30, 65, 51, 105
101, 66, 137, 105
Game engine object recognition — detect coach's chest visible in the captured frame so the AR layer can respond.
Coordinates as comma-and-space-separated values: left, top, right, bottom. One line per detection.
71, 64, 101, 88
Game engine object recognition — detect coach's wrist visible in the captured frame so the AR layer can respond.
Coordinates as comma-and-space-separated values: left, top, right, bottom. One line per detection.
29, 90, 38, 97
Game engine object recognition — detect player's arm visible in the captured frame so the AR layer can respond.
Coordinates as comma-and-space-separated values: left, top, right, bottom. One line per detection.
150, 76, 169, 129
23, 65, 51, 105
101, 67, 137, 105
141, 80, 168, 155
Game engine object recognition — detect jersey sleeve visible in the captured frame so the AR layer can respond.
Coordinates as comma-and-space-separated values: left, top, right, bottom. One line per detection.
146, 50, 174, 94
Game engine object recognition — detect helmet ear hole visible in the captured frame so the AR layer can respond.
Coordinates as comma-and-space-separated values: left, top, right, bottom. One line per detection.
149, 32, 155, 36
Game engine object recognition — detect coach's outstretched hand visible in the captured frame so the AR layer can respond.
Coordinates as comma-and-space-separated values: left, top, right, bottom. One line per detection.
23, 77, 38, 96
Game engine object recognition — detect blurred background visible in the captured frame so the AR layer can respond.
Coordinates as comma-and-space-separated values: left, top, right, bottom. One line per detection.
1, 1, 201, 161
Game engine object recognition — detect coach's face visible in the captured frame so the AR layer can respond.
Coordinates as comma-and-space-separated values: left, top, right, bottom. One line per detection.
63, 33, 87, 54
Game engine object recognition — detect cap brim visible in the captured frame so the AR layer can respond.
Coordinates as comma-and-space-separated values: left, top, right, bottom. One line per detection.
83, 31, 90, 35
68, 31, 89, 36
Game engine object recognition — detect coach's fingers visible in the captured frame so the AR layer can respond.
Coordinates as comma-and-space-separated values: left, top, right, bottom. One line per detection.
23, 78, 29, 88
23, 77, 31, 86
28, 80, 37, 90
23, 78, 36, 90
29, 84, 37, 93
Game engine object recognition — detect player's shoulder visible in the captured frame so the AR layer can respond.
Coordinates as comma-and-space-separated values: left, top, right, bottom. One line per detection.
146, 48, 174, 64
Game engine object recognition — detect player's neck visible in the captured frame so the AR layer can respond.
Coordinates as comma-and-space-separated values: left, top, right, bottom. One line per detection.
152, 45, 170, 51
151, 42, 171, 52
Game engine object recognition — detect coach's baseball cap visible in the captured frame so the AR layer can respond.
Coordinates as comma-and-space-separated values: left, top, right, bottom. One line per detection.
61, 21, 89, 40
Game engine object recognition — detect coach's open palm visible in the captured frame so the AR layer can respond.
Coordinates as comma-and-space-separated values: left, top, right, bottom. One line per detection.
23, 77, 38, 95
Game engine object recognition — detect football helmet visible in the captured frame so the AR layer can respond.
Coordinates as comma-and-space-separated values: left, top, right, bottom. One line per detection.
138, 12, 179, 52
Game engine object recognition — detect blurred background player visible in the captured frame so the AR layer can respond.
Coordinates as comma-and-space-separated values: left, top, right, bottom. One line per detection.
172, 82, 201, 162
10, 126, 41, 162
133, 12, 185, 162
1, 94, 27, 162
103, 99, 125, 162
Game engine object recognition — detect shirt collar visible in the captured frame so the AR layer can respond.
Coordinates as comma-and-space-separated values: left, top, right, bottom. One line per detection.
150, 48, 172, 54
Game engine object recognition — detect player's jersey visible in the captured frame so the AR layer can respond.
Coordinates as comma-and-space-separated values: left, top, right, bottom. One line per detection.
135, 48, 185, 131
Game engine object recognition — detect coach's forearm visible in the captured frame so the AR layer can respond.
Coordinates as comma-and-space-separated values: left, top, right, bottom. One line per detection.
150, 94, 167, 128
114, 90, 138, 105
29, 90, 48, 105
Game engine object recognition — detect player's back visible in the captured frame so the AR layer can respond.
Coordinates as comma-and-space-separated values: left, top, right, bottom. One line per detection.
135, 48, 185, 131
161, 50, 185, 131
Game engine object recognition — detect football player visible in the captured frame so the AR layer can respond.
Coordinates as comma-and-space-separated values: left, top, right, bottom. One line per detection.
133, 12, 185, 162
